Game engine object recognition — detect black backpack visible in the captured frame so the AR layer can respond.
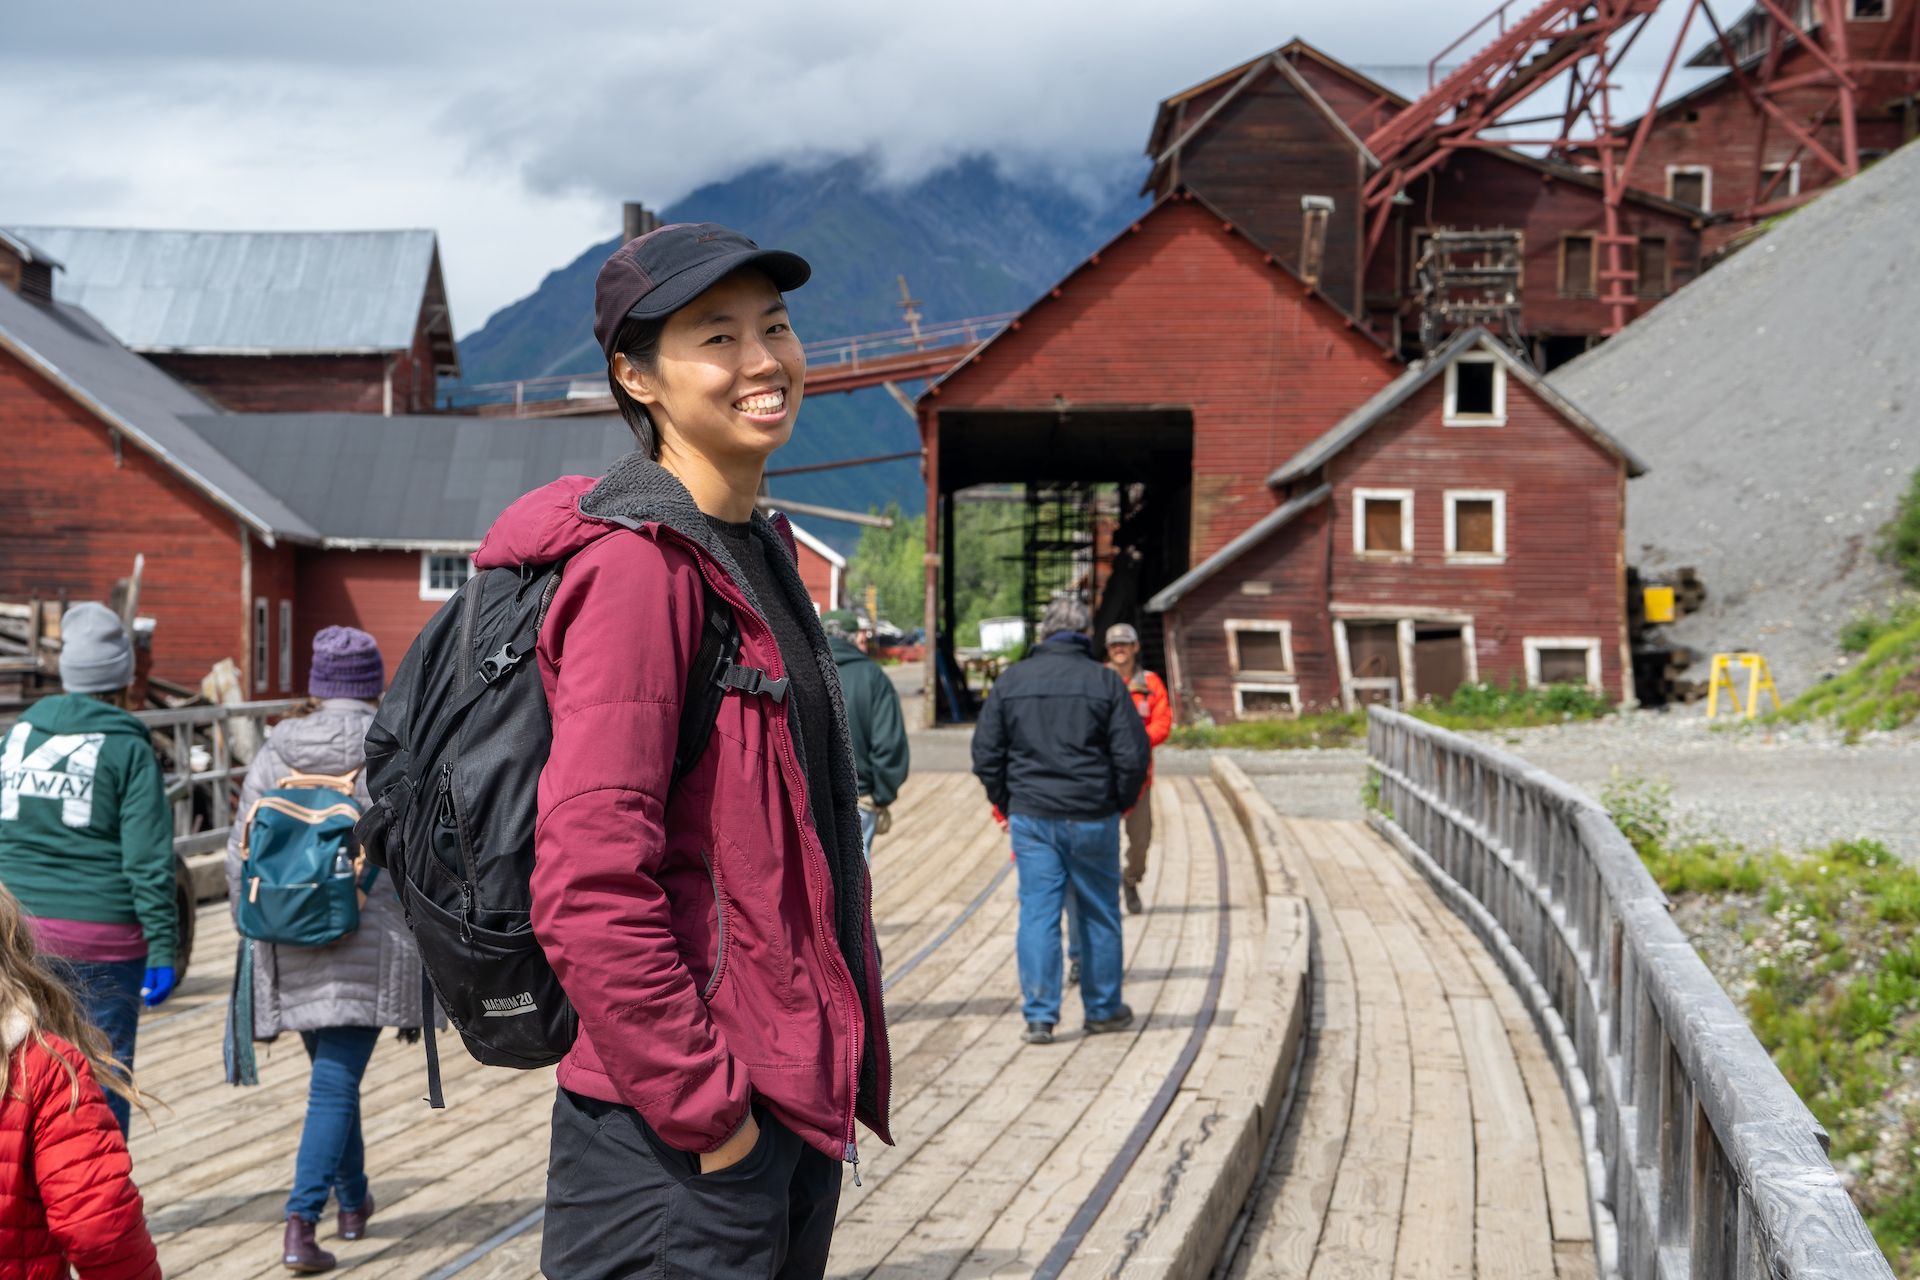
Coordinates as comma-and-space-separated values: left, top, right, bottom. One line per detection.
357, 558, 778, 1107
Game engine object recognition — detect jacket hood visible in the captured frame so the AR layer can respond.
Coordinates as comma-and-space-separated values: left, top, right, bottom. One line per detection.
475, 450, 781, 627
828, 636, 868, 666
22, 694, 148, 737
268, 699, 376, 778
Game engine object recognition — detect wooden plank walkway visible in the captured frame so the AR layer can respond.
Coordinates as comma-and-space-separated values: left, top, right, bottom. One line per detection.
1223, 817, 1595, 1280
122, 775, 1593, 1279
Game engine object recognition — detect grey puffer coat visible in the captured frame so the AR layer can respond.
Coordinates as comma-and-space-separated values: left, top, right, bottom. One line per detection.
225, 698, 428, 1034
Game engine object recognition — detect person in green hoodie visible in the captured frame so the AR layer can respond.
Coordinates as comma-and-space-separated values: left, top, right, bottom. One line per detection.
0, 603, 176, 1134
822, 611, 910, 859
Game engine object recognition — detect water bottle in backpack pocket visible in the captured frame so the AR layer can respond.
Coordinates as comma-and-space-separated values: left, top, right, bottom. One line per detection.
236, 771, 375, 947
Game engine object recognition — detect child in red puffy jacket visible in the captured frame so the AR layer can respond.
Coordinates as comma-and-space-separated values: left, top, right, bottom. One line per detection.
0, 886, 159, 1280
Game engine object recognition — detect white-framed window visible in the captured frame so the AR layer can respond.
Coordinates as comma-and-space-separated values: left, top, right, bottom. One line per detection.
420, 552, 475, 602
1524, 637, 1602, 690
1761, 161, 1802, 199
1233, 683, 1301, 719
278, 599, 293, 692
1225, 619, 1294, 677
1443, 355, 1506, 426
1849, 0, 1889, 20
1666, 164, 1711, 211
253, 597, 269, 692
1444, 490, 1506, 563
1353, 488, 1415, 558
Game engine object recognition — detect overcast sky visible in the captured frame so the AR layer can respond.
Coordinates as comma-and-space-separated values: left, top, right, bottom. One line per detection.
2, 1, 1712, 336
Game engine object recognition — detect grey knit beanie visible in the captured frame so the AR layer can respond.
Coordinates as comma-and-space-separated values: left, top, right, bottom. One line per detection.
59, 603, 135, 694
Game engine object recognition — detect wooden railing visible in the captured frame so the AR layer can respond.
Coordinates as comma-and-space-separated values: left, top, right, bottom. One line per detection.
1, 700, 301, 857
1365, 708, 1892, 1280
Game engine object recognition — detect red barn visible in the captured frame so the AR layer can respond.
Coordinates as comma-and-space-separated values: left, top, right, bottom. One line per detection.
918, 189, 1402, 693
1143, 41, 1709, 366
4, 227, 460, 414
0, 243, 848, 703
1146, 329, 1644, 719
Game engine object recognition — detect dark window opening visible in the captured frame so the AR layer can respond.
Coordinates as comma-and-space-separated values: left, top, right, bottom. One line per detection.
1669, 169, 1708, 209
1636, 238, 1670, 299
1560, 234, 1596, 298
1454, 499, 1496, 554
1363, 498, 1405, 553
1233, 629, 1290, 674
1414, 626, 1468, 702
1452, 360, 1498, 417
1851, 0, 1888, 18
1239, 688, 1298, 718
1538, 647, 1592, 685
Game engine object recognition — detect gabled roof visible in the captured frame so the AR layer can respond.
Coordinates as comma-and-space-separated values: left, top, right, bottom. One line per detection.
1144, 484, 1332, 613
1267, 327, 1648, 487
923, 187, 1396, 402
5, 227, 458, 372
0, 287, 317, 544
1143, 45, 1379, 195
0, 229, 60, 269
183, 413, 632, 549
788, 522, 845, 569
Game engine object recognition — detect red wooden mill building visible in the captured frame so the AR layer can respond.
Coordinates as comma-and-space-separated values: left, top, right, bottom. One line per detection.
918, 194, 1641, 724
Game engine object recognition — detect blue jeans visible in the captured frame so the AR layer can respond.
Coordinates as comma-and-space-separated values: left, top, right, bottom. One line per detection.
1010, 813, 1124, 1026
287, 1026, 382, 1221
859, 805, 877, 861
57, 958, 143, 1137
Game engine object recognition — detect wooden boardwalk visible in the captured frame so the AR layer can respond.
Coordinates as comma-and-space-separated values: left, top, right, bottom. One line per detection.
1223, 817, 1594, 1280
125, 770, 1593, 1278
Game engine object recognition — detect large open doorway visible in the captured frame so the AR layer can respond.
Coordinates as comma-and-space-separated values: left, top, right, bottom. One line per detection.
928, 408, 1194, 720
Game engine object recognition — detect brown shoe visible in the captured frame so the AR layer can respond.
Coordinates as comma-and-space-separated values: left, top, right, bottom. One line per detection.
338, 1191, 374, 1242
283, 1216, 336, 1273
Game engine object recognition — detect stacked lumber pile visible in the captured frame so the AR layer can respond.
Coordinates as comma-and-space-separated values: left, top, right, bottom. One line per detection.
0, 598, 66, 707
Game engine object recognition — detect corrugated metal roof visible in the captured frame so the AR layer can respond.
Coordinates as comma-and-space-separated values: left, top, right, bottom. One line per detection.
4, 227, 441, 355
0, 288, 318, 541
183, 413, 636, 546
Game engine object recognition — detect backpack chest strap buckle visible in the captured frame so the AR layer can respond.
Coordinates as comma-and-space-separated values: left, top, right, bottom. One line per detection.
713, 657, 789, 704
478, 643, 525, 685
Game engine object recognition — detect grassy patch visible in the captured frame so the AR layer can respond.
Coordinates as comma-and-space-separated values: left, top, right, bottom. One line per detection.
1603, 775, 1920, 1266
1882, 466, 1920, 589
1170, 680, 1610, 750
1777, 610, 1920, 736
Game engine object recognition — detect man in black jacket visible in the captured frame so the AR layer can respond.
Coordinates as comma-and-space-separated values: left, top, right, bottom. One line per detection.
971, 598, 1150, 1045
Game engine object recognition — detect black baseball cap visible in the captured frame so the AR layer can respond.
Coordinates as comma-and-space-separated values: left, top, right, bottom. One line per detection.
593, 223, 811, 360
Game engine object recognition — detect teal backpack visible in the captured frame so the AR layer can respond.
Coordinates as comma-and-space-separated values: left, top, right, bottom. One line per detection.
236, 771, 376, 946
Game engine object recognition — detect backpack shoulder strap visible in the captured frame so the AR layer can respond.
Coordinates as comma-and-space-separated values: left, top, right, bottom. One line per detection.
673, 586, 739, 784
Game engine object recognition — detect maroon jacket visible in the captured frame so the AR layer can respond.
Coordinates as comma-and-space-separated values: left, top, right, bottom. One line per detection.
474, 455, 891, 1166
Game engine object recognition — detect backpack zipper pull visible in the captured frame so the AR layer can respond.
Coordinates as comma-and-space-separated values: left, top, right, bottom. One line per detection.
846, 1141, 861, 1187
248, 878, 259, 904
460, 883, 474, 942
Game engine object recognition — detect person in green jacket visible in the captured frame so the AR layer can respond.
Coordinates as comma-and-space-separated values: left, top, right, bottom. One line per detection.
0, 603, 176, 1134
823, 611, 910, 859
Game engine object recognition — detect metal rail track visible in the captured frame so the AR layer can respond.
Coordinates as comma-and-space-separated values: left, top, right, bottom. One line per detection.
1031, 779, 1233, 1280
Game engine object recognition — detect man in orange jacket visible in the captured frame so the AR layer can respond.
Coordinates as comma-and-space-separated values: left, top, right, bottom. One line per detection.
1104, 624, 1171, 915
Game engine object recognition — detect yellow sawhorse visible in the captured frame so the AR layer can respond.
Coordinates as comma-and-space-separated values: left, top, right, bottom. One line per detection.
1705, 652, 1782, 719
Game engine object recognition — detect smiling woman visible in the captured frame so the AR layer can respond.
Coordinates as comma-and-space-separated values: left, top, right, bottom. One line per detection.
489, 224, 892, 1279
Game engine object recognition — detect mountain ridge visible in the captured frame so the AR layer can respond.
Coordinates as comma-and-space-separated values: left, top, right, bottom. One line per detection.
457, 154, 1147, 545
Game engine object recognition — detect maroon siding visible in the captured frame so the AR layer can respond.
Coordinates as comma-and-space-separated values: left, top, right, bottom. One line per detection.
293, 549, 445, 692
0, 348, 250, 688
149, 351, 433, 414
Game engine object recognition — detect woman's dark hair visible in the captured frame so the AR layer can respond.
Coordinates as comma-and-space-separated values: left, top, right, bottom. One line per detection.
607, 314, 669, 457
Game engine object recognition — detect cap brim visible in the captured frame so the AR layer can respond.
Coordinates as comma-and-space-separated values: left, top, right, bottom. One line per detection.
624, 248, 812, 324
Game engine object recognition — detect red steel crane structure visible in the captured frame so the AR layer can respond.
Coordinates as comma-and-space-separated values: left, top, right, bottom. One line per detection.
1361, 0, 1920, 334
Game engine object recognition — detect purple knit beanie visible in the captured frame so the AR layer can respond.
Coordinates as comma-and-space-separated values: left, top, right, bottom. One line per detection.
309, 626, 385, 700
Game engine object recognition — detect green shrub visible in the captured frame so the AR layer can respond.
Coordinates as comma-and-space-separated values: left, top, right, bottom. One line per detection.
1882, 466, 1920, 589
1778, 611, 1920, 734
